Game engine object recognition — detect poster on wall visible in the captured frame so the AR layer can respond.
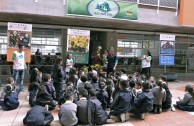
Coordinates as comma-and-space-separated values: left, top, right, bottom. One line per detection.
7, 22, 32, 62
160, 41, 175, 54
67, 0, 138, 20
67, 29, 90, 64
159, 55, 174, 65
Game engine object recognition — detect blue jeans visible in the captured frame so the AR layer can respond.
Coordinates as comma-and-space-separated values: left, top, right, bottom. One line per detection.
13, 69, 25, 91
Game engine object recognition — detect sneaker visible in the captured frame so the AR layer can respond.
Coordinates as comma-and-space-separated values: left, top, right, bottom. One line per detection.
140, 113, 145, 120
120, 113, 125, 122
125, 112, 130, 121
171, 106, 176, 112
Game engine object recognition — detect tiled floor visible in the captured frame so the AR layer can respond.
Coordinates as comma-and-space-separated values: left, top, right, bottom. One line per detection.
0, 80, 194, 126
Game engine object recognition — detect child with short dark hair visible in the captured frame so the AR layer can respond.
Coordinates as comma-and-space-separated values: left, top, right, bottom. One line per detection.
131, 81, 154, 119
0, 84, 19, 111
58, 92, 78, 126
135, 81, 142, 98
23, 105, 54, 126
88, 89, 108, 125
77, 74, 88, 92
77, 89, 89, 125
109, 80, 132, 122
176, 85, 194, 111
0, 77, 15, 99
91, 75, 100, 91
96, 82, 108, 110
36, 74, 56, 110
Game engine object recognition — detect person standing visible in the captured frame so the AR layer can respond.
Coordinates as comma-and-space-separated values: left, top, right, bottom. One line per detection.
91, 46, 102, 65
140, 51, 152, 79
65, 54, 74, 75
102, 49, 108, 70
35, 49, 42, 65
53, 56, 65, 100
107, 47, 118, 75
12, 43, 27, 92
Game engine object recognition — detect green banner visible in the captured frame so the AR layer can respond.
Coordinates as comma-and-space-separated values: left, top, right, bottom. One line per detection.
66, 52, 89, 64
67, 0, 138, 20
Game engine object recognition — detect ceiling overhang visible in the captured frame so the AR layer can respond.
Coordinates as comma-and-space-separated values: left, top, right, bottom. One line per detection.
0, 12, 194, 34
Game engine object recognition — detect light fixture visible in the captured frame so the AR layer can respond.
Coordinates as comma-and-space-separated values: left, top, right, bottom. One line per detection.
34, 0, 38, 3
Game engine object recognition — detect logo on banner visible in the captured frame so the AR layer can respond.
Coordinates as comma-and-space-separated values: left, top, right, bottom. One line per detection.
87, 0, 119, 18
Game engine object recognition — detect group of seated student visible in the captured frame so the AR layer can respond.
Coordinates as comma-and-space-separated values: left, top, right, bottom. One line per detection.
25, 67, 180, 125
4, 66, 194, 125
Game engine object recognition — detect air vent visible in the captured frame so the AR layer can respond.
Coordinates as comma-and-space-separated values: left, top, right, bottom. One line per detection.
160, 0, 177, 8
139, 0, 158, 6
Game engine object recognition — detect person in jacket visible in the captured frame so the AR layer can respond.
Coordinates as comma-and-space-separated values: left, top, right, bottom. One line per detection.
52, 56, 65, 100
96, 82, 109, 110
65, 67, 78, 87
162, 83, 175, 111
91, 75, 100, 91
23, 105, 54, 126
58, 92, 78, 126
76, 89, 89, 125
109, 80, 132, 122
36, 74, 56, 110
176, 85, 194, 111
151, 80, 166, 114
131, 81, 154, 120
28, 68, 41, 107
107, 47, 118, 75
0, 77, 15, 99
0, 84, 19, 111
77, 74, 88, 92
88, 89, 108, 125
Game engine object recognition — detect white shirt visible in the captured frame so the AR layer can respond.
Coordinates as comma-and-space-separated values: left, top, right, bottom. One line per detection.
65, 58, 74, 72
142, 56, 151, 68
13, 51, 25, 70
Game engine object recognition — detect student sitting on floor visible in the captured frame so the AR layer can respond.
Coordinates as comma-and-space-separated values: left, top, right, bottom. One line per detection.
131, 81, 154, 120
58, 92, 78, 126
96, 82, 109, 110
162, 83, 175, 111
109, 80, 132, 122
77, 89, 90, 125
151, 80, 166, 114
176, 85, 194, 111
88, 89, 108, 125
23, 105, 54, 126
135, 81, 143, 98
28, 68, 41, 107
0, 77, 15, 99
0, 84, 19, 111
35, 74, 56, 110
91, 75, 100, 92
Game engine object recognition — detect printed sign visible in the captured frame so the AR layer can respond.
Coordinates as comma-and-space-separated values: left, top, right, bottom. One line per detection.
160, 41, 175, 54
7, 22, 32, 62
160, 34, 175, 41
67, 0, 138, 20
159, 55, 174, 65
67, 29, 90, 64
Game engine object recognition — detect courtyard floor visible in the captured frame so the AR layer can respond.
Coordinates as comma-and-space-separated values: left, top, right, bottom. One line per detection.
0, 79, 194, 126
